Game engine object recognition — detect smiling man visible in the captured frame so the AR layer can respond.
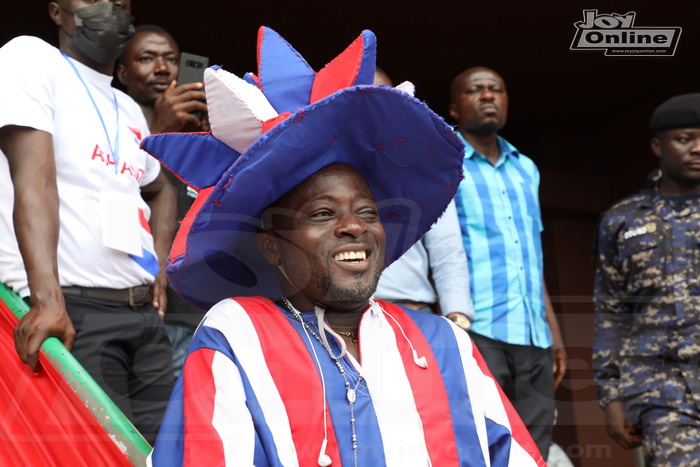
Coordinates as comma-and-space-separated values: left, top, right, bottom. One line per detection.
593, 93, 700, 466
143, 27, 545, 466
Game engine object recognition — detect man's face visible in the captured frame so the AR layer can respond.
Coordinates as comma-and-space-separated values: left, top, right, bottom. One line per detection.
52, 0, 132, 31
652, 128, 700, 188
260, 164, 386, 309
449, 68, 508, 134
117, 30, 179, 106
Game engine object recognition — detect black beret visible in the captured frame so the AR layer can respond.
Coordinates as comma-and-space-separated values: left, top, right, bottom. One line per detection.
649, 93, 700, 131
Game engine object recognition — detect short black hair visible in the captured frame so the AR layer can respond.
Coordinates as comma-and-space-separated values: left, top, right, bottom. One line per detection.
117, 24, 177, 65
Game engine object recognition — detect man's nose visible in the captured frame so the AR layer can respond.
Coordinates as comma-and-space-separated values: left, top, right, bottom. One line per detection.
154, 57, 170, 74
691, 138, 700, 154
334, 214, 367, 238
480, 89, 495, 101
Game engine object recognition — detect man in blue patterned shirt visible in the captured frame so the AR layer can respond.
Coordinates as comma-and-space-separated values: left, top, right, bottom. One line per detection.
593, 93, 700, 466
449, 67, 566, 459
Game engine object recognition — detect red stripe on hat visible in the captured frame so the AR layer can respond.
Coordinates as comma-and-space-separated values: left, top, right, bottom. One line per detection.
138, 208, 151, 234
309, 34, 365, 104
183, 348, 225, 465
470, 341, 546, 465
239, 297, 340, 466
378, 301, 460, 465
171, 186, 214, 260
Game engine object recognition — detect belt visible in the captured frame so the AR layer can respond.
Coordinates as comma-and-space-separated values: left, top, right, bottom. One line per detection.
62, 285, 152, 307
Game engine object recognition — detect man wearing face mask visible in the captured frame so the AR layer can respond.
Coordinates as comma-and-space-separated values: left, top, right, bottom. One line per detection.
0, 0, 176, 444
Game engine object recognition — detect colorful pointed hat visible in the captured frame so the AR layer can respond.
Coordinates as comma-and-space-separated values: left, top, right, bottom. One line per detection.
141, 26, 464, 310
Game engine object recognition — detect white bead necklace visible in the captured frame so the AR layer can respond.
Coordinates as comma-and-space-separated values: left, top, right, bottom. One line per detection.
279, 297, 363, 467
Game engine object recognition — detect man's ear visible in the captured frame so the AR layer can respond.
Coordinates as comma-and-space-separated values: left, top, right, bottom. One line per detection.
448, 102, 458, 122
257, 230, 281, 266
651, 136, 662, 159
116, 64, 129, 87
48, 2, 63, 27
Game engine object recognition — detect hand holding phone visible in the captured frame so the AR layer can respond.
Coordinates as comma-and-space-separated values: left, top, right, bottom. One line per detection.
176, 52, 209, 88
150, 52, 209, 134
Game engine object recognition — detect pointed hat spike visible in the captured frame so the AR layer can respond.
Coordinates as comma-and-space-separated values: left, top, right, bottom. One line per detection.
256, 26, 315, 113
205, 67, 279, 154
310, 30, 377, 103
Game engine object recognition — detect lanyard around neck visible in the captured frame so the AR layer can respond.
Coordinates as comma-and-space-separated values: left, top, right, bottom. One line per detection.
61, 52, 121, 174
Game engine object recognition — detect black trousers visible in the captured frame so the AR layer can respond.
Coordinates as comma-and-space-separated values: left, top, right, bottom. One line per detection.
64, 294, 174, 445
469, 332, 554, 460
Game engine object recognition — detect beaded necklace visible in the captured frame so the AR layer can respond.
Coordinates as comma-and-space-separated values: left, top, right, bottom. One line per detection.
279, 297, 363, 467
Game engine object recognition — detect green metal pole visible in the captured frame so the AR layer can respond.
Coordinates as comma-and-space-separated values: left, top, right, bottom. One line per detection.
0, 283, 152, 466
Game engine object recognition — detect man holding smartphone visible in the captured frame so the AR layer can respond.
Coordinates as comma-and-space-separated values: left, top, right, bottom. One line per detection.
117, 24, 208, 134
117, 24, 209, 377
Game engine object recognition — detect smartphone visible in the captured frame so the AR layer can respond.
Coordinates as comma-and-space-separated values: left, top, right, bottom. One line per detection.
177, 52, 209, 119
177, 52, 209, 86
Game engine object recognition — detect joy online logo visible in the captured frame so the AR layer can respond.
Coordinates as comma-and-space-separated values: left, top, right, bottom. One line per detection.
570, 10, 681, 57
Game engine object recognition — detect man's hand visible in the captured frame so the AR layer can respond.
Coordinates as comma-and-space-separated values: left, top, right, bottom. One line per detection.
150, 81, 208, 134
151, 269, 168, 318
142, 170, 176, 319
543, 280, 567, 389
552, 345, 567, 389
1, 126, 72, 371
446, 312, 471, 331
605, 401, 643, 449
14, 288, 75, 373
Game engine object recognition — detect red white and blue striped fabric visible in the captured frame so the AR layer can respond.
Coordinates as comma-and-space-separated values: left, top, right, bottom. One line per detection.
149, 298, 545, 466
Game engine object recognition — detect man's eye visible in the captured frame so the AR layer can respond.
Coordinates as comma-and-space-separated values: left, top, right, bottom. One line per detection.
310, 210, 333, 219
358, 209, 378, 219
138, 56, 153, 63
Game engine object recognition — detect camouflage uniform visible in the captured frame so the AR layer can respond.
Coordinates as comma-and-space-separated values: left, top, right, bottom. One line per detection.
593, 185, 700, 466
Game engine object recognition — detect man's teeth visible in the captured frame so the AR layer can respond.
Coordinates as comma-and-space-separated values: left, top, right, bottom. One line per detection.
334, 251, 367, 261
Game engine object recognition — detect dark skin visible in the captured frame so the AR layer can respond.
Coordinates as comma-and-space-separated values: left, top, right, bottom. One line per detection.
5, 0, 176, 371
652, 128, 700, 196
605, 401, 643, 449
49, 0, 132, 75
257, 164, 386, 360
604, 127, 700, 449
449, 67, 567, 388
448, 67, 508, 165
116, 30, 208, 134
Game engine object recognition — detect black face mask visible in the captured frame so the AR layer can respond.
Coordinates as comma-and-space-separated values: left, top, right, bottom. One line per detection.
69, 2, 135, 64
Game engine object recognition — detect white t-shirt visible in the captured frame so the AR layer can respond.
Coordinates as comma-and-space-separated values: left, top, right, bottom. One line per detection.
0, 36, 161, 298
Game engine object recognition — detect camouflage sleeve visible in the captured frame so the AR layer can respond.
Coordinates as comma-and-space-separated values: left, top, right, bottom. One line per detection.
592, 215, 632, 409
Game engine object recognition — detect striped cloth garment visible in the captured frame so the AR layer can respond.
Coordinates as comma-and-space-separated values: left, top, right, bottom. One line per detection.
454, 134, 552, 349
149, 297, 545, 466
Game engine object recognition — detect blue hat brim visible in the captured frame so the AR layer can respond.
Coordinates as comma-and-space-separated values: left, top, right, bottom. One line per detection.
158, 85, 464, 310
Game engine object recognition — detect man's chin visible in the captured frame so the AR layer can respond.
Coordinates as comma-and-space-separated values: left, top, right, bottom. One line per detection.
467, 120, 505, 133
321, 282, 378, 309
